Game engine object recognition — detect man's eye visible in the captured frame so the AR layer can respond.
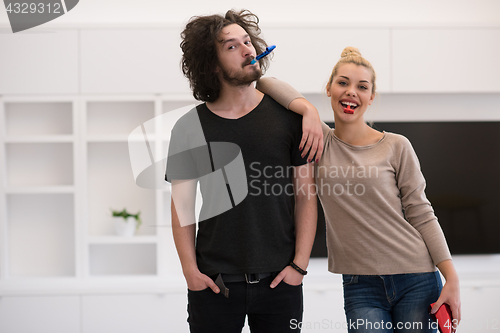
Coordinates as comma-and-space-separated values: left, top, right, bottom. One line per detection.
245, 40, 251, 45
228, 45, 235, 50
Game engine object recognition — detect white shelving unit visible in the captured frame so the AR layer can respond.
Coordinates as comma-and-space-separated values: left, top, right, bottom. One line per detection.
1, 97, 78, 282
0, 94, 197, 293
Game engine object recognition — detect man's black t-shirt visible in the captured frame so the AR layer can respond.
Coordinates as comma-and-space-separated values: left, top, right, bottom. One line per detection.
166, 94, 308, 276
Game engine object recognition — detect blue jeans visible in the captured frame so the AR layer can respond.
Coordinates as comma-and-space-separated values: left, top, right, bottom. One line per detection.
187, 275, 303, 333
343, 271, 443, 333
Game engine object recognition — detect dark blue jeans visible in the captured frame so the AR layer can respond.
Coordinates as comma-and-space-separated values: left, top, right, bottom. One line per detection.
343, 271, 443, 333
187, 275, 303, 333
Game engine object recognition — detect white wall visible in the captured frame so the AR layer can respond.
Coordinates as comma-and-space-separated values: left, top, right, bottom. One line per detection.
1, 0, 500, 28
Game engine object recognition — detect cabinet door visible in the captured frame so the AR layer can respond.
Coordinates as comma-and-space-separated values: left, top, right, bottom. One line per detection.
81, 29, 190, 94
0, 296, 80, 333
262, 28, 391, 93
0, 31, 78, 94
459, 284, 500, 332
82, 293, 189, 333
392, 28, 500, 92
302, 288, 346, 330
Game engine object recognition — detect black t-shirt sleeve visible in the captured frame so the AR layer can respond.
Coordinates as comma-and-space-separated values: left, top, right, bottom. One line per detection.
165, 108, 215, 182
165, 123, 197, 182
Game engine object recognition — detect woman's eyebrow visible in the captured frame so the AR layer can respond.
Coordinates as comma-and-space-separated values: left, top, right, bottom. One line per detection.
339, 76, 370, 83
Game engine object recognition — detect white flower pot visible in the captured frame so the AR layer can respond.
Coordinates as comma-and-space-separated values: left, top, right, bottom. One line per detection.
114, 216, 137, 236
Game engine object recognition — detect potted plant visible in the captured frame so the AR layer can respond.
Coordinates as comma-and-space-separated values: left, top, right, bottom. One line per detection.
111, 208, 142, 236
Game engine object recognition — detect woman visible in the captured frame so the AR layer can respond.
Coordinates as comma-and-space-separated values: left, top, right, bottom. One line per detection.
257, 47, 461, 332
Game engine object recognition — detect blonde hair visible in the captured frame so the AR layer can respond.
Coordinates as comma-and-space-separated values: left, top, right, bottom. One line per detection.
326, 47, 377, 95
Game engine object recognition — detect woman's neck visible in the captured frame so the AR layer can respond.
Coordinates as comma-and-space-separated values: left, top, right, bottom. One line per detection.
334, 121, 382, 146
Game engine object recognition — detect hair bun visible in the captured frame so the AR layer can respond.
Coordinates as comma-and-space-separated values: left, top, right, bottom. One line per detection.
341, 47, 361, 58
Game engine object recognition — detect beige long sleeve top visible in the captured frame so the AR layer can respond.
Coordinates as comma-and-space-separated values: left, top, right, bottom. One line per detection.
257, 77, 452, 275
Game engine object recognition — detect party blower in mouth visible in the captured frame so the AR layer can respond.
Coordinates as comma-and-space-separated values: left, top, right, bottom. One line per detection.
250, 45, 276, 64
344, 104, 354, 114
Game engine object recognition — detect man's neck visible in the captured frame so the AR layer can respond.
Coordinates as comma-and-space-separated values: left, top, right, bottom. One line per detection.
206, 82, 264, 119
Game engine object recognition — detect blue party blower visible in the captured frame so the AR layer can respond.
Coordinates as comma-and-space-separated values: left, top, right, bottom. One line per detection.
250, 45, 276, 64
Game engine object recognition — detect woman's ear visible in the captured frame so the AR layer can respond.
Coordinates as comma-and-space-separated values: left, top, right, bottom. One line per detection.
368, 92, 375, 105
326, 84, 331, 97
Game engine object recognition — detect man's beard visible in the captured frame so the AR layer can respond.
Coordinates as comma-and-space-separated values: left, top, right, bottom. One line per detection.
220, 61, 262, 87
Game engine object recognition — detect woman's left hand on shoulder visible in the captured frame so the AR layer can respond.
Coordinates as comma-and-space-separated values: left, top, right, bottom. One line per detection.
300, 111, 323, 163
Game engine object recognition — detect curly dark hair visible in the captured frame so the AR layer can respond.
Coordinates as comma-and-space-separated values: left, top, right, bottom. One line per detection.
180, 9, 270, 102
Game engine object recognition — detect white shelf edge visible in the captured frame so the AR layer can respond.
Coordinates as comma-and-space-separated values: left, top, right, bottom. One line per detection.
0, 95, 196, 102
84, 95, 158, 102
5, 186, 75, 194
0, 275, 187, 296
72, 99, 83, 280
87, 236, 159, 244
86, 134, 156, 142
1, 96, 79, 102
1, 256, 500, 296
160, 94, 198, 102
4, 135, 75, 143
0, 97, 8, 280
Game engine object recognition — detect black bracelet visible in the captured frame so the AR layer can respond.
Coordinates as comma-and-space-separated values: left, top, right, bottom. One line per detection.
290, 261, 307, 275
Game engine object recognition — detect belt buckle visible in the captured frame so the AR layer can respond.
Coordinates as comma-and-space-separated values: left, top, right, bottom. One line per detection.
245, 273, 260, 284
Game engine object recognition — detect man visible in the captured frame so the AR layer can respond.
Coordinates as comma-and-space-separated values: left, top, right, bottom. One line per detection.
166, 9, 317, 333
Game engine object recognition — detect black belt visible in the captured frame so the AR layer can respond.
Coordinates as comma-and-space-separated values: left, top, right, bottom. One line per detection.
212, 272, 277, 299
221, 272, 275, 284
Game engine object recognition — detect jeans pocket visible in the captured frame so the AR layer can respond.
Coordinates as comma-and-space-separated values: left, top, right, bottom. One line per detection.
281, 280, 303, 287
342, 274, 357, 286
187, 287, 210, 293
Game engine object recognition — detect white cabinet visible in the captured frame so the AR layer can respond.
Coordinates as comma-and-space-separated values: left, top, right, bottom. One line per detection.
82, 98, 191, 277
6, 142, 74, 187
2, 27, 499, 96
0, 294, 188, 333
0, 296, 80, 333
0, 94, 196, 290
459, 284, 500, 332
392, 28, 500, 92
0, 31, 79, 94
0, 96, 194, 284
82, 294, 189, 333
302, 287, 346, 331
80, 30, 190, 94
4, 102, 73, 137
1, 98, 77, 279
264, 27, 500, 94
263, 28, 391, 93
7, 194, 75, 277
